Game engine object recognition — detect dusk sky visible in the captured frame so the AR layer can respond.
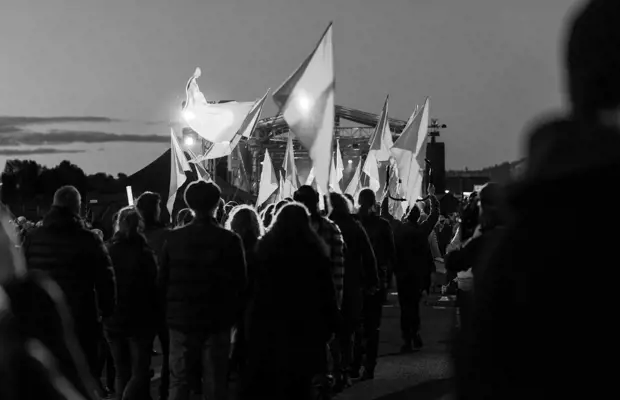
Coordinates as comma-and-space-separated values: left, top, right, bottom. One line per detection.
1, 0, 584, 176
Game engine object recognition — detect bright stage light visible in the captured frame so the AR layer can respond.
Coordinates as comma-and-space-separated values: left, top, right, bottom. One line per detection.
297, 93, 313, 114
347, 159, 352, 164
184, 136, 195, 146
183, 110, 196, 121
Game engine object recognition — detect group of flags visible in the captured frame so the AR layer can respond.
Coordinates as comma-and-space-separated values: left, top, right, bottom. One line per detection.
167, 22, 432, 217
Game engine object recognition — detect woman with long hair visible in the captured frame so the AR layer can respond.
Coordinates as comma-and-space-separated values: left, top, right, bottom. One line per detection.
104, 206, 159, 400
224, 205, 264, 377
240, 202, 340, 400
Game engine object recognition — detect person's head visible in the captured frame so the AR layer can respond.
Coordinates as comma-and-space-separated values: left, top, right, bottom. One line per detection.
565, 0, 620, 120
344, 193, 355, 209
405, 203, 421, 224
53, 186, 81, 215
358, 188, 376, 212
274, 200, 289, 215
293, 185, 319, 215
478, 182, 504, 229
329, 192, 351, 217
175, 208, 195, 227
225, 205, 264, 248
261, 204, 276, 227
270, 202, 313, 237
113, 206, 144, 239
183, 180, 221, 218
136, 192, 161, 226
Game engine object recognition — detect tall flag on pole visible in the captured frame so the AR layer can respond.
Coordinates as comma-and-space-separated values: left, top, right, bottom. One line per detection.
344, 158, 362, 198
201, 89, 270, 160
368, 96, 393, 162
280, 132, 300, 198
335, 140, 344, 182
329, 154, 342, 193
390, 97, 431, 205
273, 23, 335, 196
362, 151, 381, 193
168, 129, 191, 215
305, 166, 315, 186
256, 149, 279, 208
183, 67, 255, 144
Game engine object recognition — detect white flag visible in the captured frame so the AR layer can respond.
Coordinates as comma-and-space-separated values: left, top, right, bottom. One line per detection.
368, 96, 393, 162
273, 23, 335, 196
203, 90, 269, 159
183, 67, 255, 144
329, 155, 342, 193
390, 98, 431, 205
362, 151, 381, 193
335, 140, 344, 182
344, 158, 362, 198
167, 129, 191, 215
256, 149, 279, 207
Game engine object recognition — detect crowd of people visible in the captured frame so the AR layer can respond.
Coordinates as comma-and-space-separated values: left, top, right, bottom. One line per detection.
2, 1, 620, 399
0, 177, 455, 400
1, 174, 460, 400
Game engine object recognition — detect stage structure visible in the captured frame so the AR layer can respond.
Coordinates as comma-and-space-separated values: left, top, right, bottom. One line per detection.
180, 105, 447, 195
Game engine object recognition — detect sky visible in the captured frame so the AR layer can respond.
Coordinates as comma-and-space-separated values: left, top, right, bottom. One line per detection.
0, 0, 585, 176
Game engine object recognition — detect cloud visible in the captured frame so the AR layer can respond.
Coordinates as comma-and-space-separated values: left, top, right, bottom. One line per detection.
0, 148, 86, 156
0, 116, 120, 127
0, 130, 168, 146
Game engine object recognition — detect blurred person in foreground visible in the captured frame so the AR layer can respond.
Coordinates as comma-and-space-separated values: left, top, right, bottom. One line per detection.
104, 206, 159, 399
240, 202, 340, 400
353, 188, 397, 380
136, 191, 170, 400
457, 1, 620, 398
22, 186, 116, 397
224, 205, 265, 378
393, 184, 439, 353
1, 203, 97, 399
328, 192, 378, 391
159, 180, 247, 400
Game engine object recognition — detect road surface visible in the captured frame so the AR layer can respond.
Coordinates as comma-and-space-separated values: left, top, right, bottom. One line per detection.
148, 293, 457, 400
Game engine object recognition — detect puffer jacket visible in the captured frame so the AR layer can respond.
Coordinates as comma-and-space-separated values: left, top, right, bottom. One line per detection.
22, 207, 116, 326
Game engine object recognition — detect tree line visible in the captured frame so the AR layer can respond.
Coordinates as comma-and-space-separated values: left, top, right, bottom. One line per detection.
1, 159, 128, 217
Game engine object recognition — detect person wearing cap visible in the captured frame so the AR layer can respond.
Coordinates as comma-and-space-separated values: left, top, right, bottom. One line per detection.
159, 180, 246, 400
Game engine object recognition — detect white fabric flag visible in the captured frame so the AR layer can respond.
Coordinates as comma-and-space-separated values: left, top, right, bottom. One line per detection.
368, 96, 393, 162
335, 140, 344, 182
344, 159, 362, 198
202, 89, 269, 159
305, 166, 315, 186
167, 129, 192, 215
273, 23, 335, 196
362, 151, 381, 193
183, 67, 254, 144
390, 97, 430, 205
256, 149, 279, 207
329, 155, 342, 193
280, 132, 300, 199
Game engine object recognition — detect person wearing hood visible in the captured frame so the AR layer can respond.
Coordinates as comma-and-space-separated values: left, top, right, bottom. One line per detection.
21, 186, 116, 398
457, 1, 620, 398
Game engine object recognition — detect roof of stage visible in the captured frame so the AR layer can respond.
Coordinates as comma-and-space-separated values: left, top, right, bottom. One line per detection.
254, 105, 409, 136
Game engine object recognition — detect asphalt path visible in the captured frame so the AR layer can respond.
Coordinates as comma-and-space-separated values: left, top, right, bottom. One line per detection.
147, 293, 457, 400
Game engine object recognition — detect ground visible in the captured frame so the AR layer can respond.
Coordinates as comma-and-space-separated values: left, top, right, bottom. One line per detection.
148, 293, 456, 400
